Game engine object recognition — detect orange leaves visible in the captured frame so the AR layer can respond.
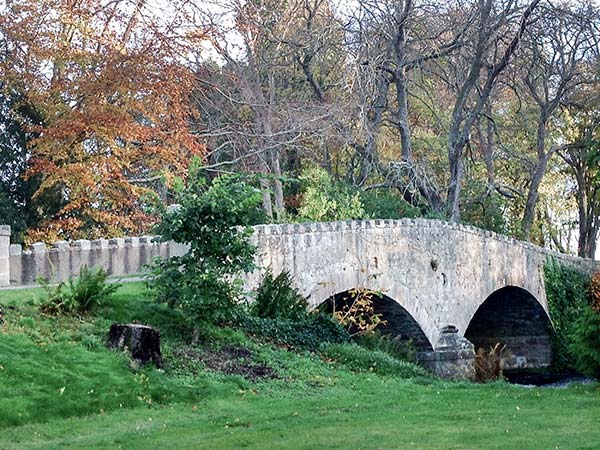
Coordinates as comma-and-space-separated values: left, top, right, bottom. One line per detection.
2, 0, 207, 241
590, 272, 600, 313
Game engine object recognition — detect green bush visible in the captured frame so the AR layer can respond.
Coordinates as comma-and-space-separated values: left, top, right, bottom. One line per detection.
253, 269, 308, 320
543, 260, 590, 371
238, 313, 350, 351
39, 266, 119, 315
148, 169, 264, 330
321, 343, 428, 378
354, 331, 417, 363
569, 306, 600, 378
360, 189, 420, 220
297, 166, 365, 222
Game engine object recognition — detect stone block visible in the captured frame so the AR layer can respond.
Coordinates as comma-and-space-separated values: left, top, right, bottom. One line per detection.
9, 244, 22, 256
52, 241, 70, 251
109, 237, 125, 247
424, 326, 476, 381
125, 237, 140, 247
91, 238, 110, 249
139, 236, 153, 245
73, 239, 92, 251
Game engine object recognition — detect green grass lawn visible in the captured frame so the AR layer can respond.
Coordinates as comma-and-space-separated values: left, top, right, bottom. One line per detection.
1, 283, 599, 450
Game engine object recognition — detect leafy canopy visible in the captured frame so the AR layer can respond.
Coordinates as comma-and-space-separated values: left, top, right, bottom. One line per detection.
0, 0, 206, 242
149, 168, 265, 328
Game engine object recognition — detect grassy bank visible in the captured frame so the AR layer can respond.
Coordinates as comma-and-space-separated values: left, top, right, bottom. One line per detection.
1, 283, 598, 450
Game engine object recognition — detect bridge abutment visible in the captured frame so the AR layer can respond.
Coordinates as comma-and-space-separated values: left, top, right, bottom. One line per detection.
419, 326, 476, 380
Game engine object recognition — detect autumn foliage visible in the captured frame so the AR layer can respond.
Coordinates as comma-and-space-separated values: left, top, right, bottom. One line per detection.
590, 272, 600, 313
0, 0, 206, 241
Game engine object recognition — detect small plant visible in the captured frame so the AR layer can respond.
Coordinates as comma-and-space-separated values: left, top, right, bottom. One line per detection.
330, 288, 386, 336
253, 269, 308, 320
474, 343, 506, 383
39, 266, 120, 315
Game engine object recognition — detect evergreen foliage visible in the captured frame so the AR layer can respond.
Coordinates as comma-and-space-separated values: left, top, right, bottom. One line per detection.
148, 169, 264, 328
544, 260, 590, 371
569, 305, 600, 378
252, 269, 309, 320
238, 313, 350, 351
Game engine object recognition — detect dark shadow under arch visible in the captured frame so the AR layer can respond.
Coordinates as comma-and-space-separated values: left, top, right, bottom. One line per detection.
318, 290, 433, 352
465, 286, 554, 369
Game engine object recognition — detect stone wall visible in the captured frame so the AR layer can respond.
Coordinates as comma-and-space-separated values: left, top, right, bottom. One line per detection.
6, 235, 189, 286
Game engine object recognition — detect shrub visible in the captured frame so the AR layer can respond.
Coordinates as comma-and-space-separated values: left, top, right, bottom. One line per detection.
569, 305, 600, 378
355, 331, 417, 363
238, 313, 350, 351
474, 343, 506, 383
148, 170, 264, 332
543, 260, 590, 371
253, 269, 308, 320
297, 166, 365, 222
39, 266, 119, 315
360, 189, 420, 220
321, 343, 428, 378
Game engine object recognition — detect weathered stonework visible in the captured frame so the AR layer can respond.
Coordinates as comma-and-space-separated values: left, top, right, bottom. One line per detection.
245, 219, 600, 352
419, 326, 476, 380
6, 234, 170, 285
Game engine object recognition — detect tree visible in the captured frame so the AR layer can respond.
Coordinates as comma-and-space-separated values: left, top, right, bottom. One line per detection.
516, 1, 599, 239
0, 0, 205, 241
443, 0, 542, 222
559, 91, 600, 258
193, 0, 346, 220
346, 0, 463, 211
149, 169, 264, 337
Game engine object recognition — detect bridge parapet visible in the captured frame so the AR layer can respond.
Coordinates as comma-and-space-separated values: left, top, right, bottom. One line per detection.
252, 218, 599, 271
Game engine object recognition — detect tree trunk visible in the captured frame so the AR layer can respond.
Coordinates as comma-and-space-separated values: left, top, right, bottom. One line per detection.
271, 151, 285, 218
522, 154, 549, 240
447, 131, 466, 222
522, 117, 549, 239
260, 178, 273, 220
108, 323, 163, 368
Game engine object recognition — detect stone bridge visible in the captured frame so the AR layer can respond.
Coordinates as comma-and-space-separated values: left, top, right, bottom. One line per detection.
4, 218, 598, 378
245, 219, 600, 377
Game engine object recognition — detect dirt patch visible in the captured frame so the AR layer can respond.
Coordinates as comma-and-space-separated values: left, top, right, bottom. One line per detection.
172, 345, 277, 381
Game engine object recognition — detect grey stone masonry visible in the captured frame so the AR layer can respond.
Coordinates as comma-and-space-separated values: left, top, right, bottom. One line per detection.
5, 233, 169, 286
0, 226, 10, 286
245, 219, 600, 351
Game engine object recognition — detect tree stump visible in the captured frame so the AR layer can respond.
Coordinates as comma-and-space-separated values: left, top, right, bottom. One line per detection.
107, 323, 163, 368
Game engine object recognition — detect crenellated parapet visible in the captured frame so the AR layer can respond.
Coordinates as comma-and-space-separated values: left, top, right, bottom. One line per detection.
252, 218, 598, 268
1, 219, 599, 300
6, 234, 189, 286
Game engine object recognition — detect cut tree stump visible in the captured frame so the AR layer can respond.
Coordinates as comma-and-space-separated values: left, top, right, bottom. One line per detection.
107, 323, 163, 368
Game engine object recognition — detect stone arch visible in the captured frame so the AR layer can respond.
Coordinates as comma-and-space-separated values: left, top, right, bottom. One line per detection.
464, 286, 554, 369
317, 290, 434, 352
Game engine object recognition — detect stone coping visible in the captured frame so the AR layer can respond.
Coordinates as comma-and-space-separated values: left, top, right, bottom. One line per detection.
252, 219, 597, 266
7, 218, 597, 266
9, 235, 163, 255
